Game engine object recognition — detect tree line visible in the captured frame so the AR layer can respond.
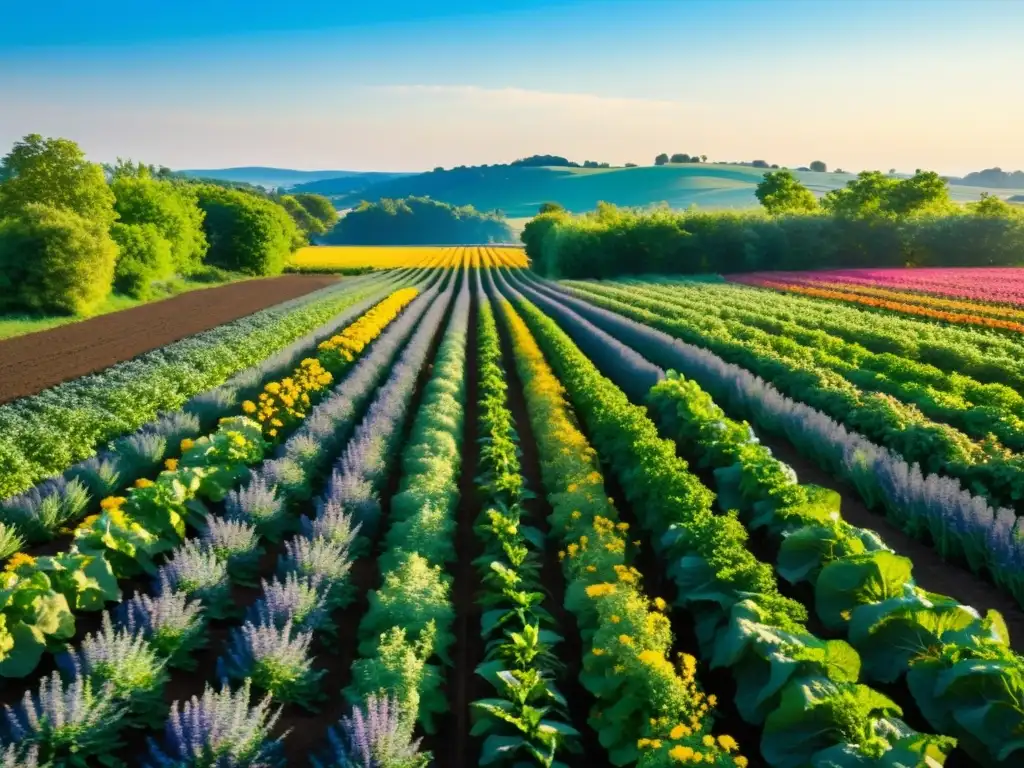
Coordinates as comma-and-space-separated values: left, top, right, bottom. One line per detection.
0, 134, 338, 315
324, 196, 513, 245
522, 171, 1024, 278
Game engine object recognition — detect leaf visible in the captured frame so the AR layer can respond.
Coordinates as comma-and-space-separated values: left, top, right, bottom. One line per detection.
0, 622, 46, 677
480, 735, 524, 765
815, 551, 914, 631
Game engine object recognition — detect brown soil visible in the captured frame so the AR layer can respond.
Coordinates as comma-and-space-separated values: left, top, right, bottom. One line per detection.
0, 275, 339, 404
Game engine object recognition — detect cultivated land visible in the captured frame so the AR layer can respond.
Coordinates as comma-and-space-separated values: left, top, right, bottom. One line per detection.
2, 252, 1023, 768
0, 274, 338, 404
315, 163, 1024, 217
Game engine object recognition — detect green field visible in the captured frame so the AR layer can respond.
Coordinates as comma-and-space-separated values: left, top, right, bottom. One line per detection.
319, 163, 1024, 217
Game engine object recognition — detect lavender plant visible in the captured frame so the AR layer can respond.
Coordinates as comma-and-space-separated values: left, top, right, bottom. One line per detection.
246, 573, 333, 637
217, 620, 325, 710
0, 477, 89, 542
276, 535, 354, 609
117, 585, 207, 670
1, 744, 39, 768
303, 498, 362, 552
145, 679, 286, 768
201, 518, 264, 586
313, 694, 429, 768
225, 477, 289, 543
2, 671, 127, 766
156, 540, 233, 619
66, 455, 121, 500
60, 613, 169, 728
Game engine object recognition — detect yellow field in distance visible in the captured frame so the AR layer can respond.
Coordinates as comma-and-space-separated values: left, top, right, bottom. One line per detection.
292, 245, 529, 269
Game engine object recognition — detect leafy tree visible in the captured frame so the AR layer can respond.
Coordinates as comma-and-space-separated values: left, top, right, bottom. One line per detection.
195, 185, 297, 275
755, 170, 819, 214
823, 170, 951, 218
325, 196, 513, 245
110, 165, 207, 274
654, 154, 669, 166
670, 153, 690, 163
0, 134, 116, 225
810, 160, 827, 172
970, 192, 1015, 218
625, 163, 638, 168
538, 202, 565, 214
700, 154, 708, 163
0, 203, 117, 314
110, 222, 173, 298
279, 194, 320, 243
293, 193, 339, 232
751, 160, 770, 169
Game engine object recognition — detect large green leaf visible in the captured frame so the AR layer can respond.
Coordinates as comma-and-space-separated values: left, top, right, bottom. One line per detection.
778, 524, 867, 585
815, 552, 914, 631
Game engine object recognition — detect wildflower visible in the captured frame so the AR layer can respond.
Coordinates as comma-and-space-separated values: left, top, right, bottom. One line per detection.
718, 735, 738, 752
592, 648, 605, 656
734, 757, 748, 767
164, 458, 178, 472
134, 478, 154, 489
703, 735, 715, 747
586, 565, 596, 573
618, 634, 632, 645
670, 745, 694, 761
242, 400, 257, 414
100, 496, 127, 511
707, 694, 717, 707
654, 597, 668, 612
571, 510, 581, 520
558, 550, 566, 561
670, 724, 691, 740
585, 583, 615, 598
180, 438, 196, 452
4, 552, 36, 572
611, 615, 621, 624
231, 434, 247, 448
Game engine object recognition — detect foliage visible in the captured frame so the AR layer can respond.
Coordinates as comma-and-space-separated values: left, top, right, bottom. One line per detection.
110, 165, 208, 274
314, 694, 429, 768
218, 620, 325, 709
195, 184, 298, 275
110, 222, 174, 299
325, 196, 514, 246
0, 134, 116, 226
293, 193, 340, 232
755, 170, 819, 215
810, 161, 827, 172
0, 203, 118, 315
117, 587, 207, 670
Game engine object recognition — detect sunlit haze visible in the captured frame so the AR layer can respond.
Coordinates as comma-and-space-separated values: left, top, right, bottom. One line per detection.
3, 0, 1023, 175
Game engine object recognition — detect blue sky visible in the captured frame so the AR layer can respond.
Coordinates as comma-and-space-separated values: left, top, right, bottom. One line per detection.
3, 0, 1022, 174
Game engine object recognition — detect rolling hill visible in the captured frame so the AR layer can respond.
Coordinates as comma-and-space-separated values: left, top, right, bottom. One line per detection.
178, 166, 412, 189
314, 163, 1024, 218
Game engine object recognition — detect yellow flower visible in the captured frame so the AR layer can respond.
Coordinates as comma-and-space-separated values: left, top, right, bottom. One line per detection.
558, 550, 566, 561
702, 735, 715, 748
268, 428, 278, 437
134, 478, 154, 489
265, 382, 281, 394
586, 565, 597, 573
231, 434, 247, 447
100, 496, 126, 510
164, 458, 178, 471
571, 510, 581, 520
718, 735, 738, 752
242, 400, 257, 414
4, 552, 36, 572
734, 758, 748, 768
585, 583, 615, 598
592, 648, 605, 656
618, 634, 632, 645
707, 694, 717, 708
611, 615, 621, 624
654, 597, 668, 612
180, 438, 196, 452
669, 745, 694, 762
670, 724, 691, 740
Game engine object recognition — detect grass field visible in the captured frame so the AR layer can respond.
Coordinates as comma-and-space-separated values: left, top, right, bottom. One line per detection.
1, 258, 1022, 767
319, 162, 1024, 217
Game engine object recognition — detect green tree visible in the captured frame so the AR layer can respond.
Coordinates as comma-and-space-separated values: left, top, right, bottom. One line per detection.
810, 160, 827, 172
279, 194, 319, 243
0, 204, 117, 314
654, 153, 669, 166
755, 170, 819, 214
970, 192, 1015, 218
670, 153, 690, 163
195, 186, 298, 275
293, 194, 339, 232
823, 169, 951, 218
0, 134, 116, 225
887, 170, 952, 216
111, 166, 207, 274
110, 222, 173, 298
538, 202, 565, 214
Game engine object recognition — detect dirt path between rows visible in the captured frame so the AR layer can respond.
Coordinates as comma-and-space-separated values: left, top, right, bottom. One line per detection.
0, 275, 339, 404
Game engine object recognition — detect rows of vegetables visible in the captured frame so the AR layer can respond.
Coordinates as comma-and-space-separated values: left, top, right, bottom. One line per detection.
4, 260, 1023, 767
502, 268, 1024, 766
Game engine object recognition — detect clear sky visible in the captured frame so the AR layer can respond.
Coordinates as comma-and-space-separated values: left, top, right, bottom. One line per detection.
2, 0, 1022, 175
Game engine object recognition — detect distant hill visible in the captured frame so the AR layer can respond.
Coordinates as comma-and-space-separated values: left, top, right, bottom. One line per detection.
289, 173, 415, 196
177, 167, 412, 189
950, 168, 1024, 189
324, 163, 1021, 218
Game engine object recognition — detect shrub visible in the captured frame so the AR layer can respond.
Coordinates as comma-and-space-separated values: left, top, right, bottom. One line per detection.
195, 185, 297, 275
0, 203, 117, 315
110, 222, 174, 298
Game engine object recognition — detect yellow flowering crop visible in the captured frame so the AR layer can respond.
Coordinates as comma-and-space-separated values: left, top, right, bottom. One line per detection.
290, 245, 528, 269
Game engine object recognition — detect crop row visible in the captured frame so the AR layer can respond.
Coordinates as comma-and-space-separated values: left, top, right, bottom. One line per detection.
0, 271, 411, 501
0, 271, 423, 550
518, 271, 1024, 765
736, 273, 1024, 323
0, 285, 424, 679
580, 278, 1024, 456
630, 276, 1024, 388
0, 274, 448, 764
535, 273, 1024, 604
497, 270, 956, 766
556, 278, 1024, 511
469, 279, 584, 766
489, 269, 753, 768
339, 271, 468, 768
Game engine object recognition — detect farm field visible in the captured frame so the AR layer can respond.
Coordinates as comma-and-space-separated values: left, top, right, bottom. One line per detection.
292, 244, 529, 270
2, 253, 1023, 768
